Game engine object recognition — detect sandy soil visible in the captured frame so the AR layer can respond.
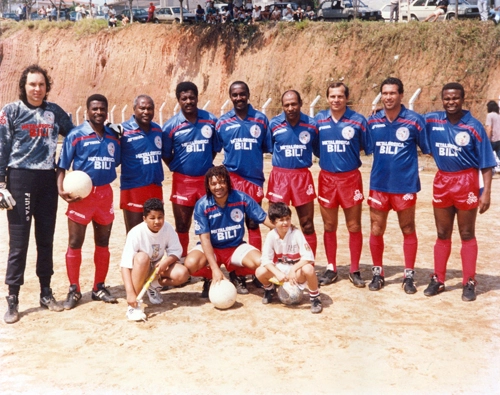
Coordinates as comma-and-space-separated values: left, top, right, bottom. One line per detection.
1, 157, 500, 395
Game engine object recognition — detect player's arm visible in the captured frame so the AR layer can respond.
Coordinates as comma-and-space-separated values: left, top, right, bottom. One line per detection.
56, 167, 82, 203
485, 124, 492, 140
121, 266, 139, 307
479, 167, 493, 214
199, 232, 225, 283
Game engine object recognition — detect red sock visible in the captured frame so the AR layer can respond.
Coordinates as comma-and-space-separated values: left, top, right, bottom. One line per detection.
304, 232, 317, 257
323, 231, 337, 271
434, 238, 451, 283
370, 234, 384, 274
461, 238, 477, 284
94, 246, 110, 290
248, 228, 262, 250
177, 232, 189, 258
403, 232, 418, 270
349, 231, 363, 273
234, 266, 255, 277
191, 266, 213, 279
66, 247, 82, 291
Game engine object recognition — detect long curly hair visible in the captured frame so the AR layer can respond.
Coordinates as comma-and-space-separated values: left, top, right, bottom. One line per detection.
18, 64, 52, 104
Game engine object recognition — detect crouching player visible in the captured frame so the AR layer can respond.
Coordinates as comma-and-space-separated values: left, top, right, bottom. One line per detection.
57, 94, 120, 309
184, 165, 273, 297
120, 198, 189, 321
256, 202, 322, 314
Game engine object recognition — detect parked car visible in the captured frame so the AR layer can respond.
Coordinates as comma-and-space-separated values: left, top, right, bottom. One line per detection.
118, 8, 150, 23
69, 11, 77, 21
380, 3, 392, 21
2, 12, 20, 21
155, 7, 196, 23
316, 0, 383, 21
399, 0, 479, 21
30, 12, 44, 20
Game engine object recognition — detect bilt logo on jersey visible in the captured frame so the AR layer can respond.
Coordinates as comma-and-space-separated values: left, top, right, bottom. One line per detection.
455, 132, 470, 147
341, 126, 355, 140
154, 136, 162, 149
230, 208, 244, 222
108, 142, 115, 156
201, 125, 213, 139
396, 127, 409, 142
299, 131, 311, 144
250, 125, 261, 138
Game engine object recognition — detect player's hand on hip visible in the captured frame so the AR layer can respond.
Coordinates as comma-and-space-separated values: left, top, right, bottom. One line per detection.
0, 185, 16, 210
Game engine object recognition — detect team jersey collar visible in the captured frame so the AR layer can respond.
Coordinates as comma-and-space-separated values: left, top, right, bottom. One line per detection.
125, 115, 154, 133
22, 99, 47, 110
82, 120, 113, 139
229, 104, 255, 121
445, 109, 471, 124
206, 189, 237, 208
277, 111, 308, 127
380, 104, 407, 123
329, 106, 353, 122
177, 109, 200, 125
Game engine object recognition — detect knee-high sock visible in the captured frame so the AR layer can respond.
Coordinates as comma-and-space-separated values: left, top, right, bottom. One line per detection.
304, 232, 317, 257
94, 246, 110, 290
461, 238, 477, 284
370, 234, 384, 275
434, 238, 452, 283
66, 247, 82, 291
349, 231, 363, 273
248, 228, 262, 250
403, 232, 418, 270
177, 232, 189, 258
323, 231, 337, 271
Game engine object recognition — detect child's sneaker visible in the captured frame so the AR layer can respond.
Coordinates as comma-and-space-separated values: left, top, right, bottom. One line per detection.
147, 286, 163, 305
262, 286, 275, 304
310, 297, 323, 314
126, 306, 147, 322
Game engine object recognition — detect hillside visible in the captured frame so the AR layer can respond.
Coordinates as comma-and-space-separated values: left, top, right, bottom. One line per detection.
1, 20, 499, 120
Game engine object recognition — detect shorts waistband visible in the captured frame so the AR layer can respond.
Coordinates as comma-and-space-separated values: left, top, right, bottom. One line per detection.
173, 172, 204, 181
320, 168, 360, 177
272, 167, 310, 174
437, 168, 475, 176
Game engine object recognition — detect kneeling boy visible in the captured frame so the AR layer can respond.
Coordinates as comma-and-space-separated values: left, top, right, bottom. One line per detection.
256, 202, 322, 314
120, 198, 189, 321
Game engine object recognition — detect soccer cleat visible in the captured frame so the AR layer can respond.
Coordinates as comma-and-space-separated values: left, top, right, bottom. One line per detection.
262, 287, 275, 304
63, 284, 82, 310
126, 306, 146, 322
229, 271, 249, 295
423, 274, 445, 297
462, 278, 477, 302
349, 271, 365, 288
91, 283, 118, 303
310, 297, 323, 314
252, 275, 264, 289
318, 269, 338, 286
147, 286, 164, 305
368, 266, 385, 291
201, 278, 212, 298
4, 295, 20, 324
40, 288, 64, 312
402, 269, 417, 294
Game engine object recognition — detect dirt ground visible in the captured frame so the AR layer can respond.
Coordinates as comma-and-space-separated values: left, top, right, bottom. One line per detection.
1, 156, 500, 395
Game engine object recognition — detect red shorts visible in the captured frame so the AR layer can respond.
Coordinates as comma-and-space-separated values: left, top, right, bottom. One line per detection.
66, 184, 114, 226
368, 190, 417, 212
433, 169, 479, 210
318, 169, 364, 209
170, 173, 205, 207
230, 172, 264, 203
120, 184, 163, 213
266, 167, 316, 207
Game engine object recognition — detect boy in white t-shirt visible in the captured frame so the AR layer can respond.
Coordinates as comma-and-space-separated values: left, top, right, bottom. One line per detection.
120, 198, 189, 321
256, 202, 322, 313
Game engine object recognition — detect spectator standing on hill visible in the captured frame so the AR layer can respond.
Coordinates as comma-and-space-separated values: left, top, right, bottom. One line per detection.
109, 5, 116, 18
267, 90, 319, 256
389, 0, 399, 22
102, 3, 110, 19
1, 64, 74, 324
485, 101, 500, 167
313, 82, 369, 288
120, 95, 165, 233
477, 0, 488, 21
147, 2, 156, 22
38, 6, 47, 19
162, 82, 219, 260
423, 83, 496, 301
366, 77, 430, 294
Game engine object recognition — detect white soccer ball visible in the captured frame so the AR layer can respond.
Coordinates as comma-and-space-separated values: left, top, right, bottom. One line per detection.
277, 282, 303, 305
209, 279, 237, 310
63, 170, 93, 199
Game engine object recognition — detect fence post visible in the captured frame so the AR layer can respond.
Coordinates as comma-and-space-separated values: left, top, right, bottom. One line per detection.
159, 102, 166, 125
221, 99, 230, 116
202, 100, 211, 110
408, 88, 422, 111
261, 98, 272, 116
121, 104, 128, 123
309, 95, 321, 117
109, 104, 116, 124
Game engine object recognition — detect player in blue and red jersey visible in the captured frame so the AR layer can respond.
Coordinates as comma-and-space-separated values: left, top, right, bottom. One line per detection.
162, 82, 219, 259
57, 94, 121, 310
267, 90, 318, 256
215, 81, 272, 251
366, 77, 430, 293
313, 82, 369, 288
120, 95, 164, 233
1, 65, 74, 323
423, 82, 496, 302
184, 165, 273, 297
